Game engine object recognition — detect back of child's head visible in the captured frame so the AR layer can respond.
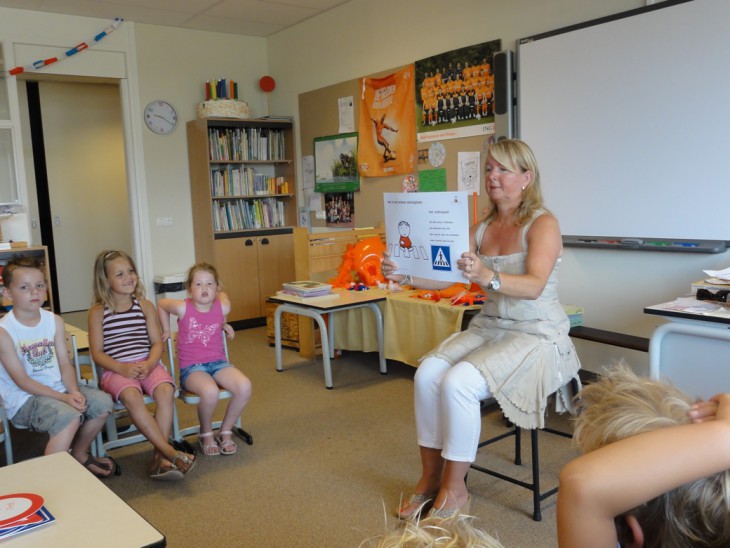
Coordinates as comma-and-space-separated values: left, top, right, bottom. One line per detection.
360, 514, 503, 548
92, 249, 146, 308
2, 255, 46, 287
185, 262, 220, 291
574, 363, 730, 547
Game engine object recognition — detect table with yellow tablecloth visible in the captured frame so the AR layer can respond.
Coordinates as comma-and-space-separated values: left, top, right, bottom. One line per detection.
332, 290, 481, 367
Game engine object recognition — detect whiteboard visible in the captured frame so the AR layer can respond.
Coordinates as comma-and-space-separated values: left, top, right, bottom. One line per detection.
517, 0, 730, 241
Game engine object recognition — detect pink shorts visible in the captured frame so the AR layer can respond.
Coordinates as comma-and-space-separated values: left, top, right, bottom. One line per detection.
100, 362, 174, 402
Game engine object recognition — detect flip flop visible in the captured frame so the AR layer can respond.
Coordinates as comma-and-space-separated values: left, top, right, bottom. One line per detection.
82, 454, 115, 478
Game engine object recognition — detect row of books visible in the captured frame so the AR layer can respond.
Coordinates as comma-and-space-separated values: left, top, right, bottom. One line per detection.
212, 198, 286, 232
208, 127, 287, 162
210, 166, 289, 197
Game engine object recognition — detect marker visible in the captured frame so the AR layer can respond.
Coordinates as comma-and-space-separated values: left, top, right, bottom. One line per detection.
599, 239, 620, 244
577, 239, 597, 243
620, 238, 643, 245
645, 241, 671, 246
672, 242, 699, 247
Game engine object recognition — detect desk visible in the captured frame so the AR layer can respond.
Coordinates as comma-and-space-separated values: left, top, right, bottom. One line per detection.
0, 452, 164, 547
645, 298, 730, 399
269, 289, 388, 388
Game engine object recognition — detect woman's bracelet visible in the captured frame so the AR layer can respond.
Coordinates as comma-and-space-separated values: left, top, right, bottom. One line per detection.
398, 274, 413, 287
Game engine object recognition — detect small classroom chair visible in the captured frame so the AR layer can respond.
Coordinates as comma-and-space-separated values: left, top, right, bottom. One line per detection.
468, 378, 579, 522
70, 334, 173, 467
0, 398, 13, 465
166, 333, 253, 454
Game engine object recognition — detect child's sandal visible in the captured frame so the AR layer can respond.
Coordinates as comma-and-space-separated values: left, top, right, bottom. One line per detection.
198, 432, 220, 456
215, 430, 237, 455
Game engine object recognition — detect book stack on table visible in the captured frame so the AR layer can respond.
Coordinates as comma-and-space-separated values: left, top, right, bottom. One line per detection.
277, 281, 339, 301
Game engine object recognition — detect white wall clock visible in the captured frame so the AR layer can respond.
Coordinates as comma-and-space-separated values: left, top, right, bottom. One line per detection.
428, 141, 446, 167
144, 100, 178, 135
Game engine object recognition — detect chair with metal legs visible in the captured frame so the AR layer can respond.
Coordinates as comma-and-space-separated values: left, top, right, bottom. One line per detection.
468, 377, 579, 521
0, 399, 13, 466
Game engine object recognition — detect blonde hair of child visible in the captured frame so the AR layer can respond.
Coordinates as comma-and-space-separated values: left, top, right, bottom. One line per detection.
92, 249, 146, 310
360, 514, 504, 548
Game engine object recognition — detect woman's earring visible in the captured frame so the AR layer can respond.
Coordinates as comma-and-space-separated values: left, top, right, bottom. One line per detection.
521, 186, 525, 190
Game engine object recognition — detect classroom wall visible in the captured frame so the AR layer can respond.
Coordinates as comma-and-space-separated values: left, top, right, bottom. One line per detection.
267, 0, 730, 374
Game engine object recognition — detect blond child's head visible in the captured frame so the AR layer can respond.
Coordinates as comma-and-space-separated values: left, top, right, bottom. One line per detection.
92, 250, 145, 309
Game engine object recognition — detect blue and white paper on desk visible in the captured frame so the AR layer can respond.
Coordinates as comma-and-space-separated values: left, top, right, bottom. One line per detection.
383, 191, 470, 283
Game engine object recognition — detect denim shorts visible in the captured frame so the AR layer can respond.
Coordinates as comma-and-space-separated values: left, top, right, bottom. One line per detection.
179, 360, 232, 389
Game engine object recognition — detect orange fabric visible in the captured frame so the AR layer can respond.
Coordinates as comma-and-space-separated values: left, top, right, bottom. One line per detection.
358, 65, 416, 178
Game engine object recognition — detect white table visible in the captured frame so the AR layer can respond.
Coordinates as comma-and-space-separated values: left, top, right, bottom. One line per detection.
269, 289, 388, 388
0, 452, 165, 547
645, 298, 730, 399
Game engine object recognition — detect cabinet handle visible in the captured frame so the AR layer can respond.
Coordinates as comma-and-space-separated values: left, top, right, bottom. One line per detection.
245, 239, 254, 246
261, 238, 270, 245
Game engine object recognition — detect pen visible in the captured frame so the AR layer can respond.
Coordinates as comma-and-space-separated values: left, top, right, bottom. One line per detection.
672, 242, 699, 247
645, 241, 671, 246
577, 239, 597, 243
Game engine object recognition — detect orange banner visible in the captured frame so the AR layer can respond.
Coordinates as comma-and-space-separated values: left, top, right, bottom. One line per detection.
358, 65, 416, 178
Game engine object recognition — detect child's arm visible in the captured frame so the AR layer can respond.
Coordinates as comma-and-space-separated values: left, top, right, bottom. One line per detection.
157, 297, 186, 342
218, 292, 235, 340
87, 304, 143, 379
138, 299, 164, 376
0, 327, 85, 411
557, 393, 730, 548
54, 316, 87, 411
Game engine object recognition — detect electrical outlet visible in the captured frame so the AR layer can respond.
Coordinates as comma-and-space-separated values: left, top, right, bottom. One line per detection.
156, 217, 174, 226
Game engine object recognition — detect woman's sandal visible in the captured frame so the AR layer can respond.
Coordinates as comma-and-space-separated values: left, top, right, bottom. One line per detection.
215, 430, 237, 455
396, 492, 437, 520
170, 452, 197, 476
198, 432, 220, 456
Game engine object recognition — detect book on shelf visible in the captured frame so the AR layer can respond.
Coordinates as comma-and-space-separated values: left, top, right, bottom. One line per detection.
0, 241, 28, 251
690, 278, 730, 294
0, 493, 56, 540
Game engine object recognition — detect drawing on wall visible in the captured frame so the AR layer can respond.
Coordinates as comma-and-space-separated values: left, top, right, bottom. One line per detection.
314, 133, 359, 192
415, 38, 501, 143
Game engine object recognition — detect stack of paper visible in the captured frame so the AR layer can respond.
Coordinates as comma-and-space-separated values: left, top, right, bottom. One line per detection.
280, 280, 334, 298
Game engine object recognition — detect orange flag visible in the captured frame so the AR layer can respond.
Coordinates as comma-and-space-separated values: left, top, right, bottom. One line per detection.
358, 65, 416, 178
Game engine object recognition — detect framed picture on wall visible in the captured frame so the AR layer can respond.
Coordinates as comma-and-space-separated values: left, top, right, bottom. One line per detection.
314, 133, 359, 192
324, 192, 355, 228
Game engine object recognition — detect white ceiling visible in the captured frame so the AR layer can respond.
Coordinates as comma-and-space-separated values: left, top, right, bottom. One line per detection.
0, 0, 352, 37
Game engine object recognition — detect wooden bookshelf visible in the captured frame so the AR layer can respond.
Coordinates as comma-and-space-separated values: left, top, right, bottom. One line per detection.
187, 117, 297, 324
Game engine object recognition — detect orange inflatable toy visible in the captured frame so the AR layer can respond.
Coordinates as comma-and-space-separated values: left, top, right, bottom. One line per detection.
329, 237, 386, 288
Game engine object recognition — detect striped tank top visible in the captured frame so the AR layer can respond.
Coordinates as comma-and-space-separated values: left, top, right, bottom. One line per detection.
102, 296, 151, 363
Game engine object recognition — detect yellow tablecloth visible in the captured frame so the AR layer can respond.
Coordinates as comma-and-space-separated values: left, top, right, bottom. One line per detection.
332, 290, 481, 367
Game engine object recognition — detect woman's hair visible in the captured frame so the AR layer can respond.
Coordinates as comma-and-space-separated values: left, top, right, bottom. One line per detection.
574, 364, 730, 547
92, 249, 146, 309
184, 262, 221, 292
360, 514, 503, 548
483, 139, 546, 227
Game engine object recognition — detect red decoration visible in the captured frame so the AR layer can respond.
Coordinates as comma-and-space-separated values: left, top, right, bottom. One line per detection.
259, 76, 276, 93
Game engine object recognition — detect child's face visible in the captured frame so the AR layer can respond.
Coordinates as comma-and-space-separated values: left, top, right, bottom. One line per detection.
4, 267, 47, 312
105, 257, 138, 296
189, 270, 218, 306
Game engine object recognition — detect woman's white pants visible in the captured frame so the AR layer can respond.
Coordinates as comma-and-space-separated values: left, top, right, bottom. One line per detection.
414, 356, 492, 462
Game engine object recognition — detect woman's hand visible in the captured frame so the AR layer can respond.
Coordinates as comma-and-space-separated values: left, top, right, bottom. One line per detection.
381, 252, 405, 283
458, 252, 492, 286
690, 393, 730, 423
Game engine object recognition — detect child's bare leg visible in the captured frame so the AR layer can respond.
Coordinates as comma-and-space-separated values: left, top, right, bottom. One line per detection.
119, 387, 179, 468
183, 372, 220, 436
214, 368, 252, 436
69, 412, 108, 460
45, 417, 80, 455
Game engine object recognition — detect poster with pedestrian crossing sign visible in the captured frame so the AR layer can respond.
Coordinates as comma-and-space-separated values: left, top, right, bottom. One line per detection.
383, 191, 470, 283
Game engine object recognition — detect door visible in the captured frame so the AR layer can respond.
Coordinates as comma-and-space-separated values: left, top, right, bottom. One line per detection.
38, 81, 132, 312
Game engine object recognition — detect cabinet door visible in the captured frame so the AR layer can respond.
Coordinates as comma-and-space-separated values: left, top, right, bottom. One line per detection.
256, 233, 294, 311
213, 238, 260, 322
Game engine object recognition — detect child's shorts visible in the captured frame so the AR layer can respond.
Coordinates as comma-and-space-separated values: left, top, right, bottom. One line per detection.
179, 360, 232, 389
12, 384, 113, 437
100, 363, 174, 402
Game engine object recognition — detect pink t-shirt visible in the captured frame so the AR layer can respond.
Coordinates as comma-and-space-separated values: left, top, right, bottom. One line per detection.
176, 299, 226, 369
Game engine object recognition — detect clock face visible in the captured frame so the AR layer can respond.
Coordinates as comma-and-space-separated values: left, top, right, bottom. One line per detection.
144, 100, 177, 135
428, 141, 446, 167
